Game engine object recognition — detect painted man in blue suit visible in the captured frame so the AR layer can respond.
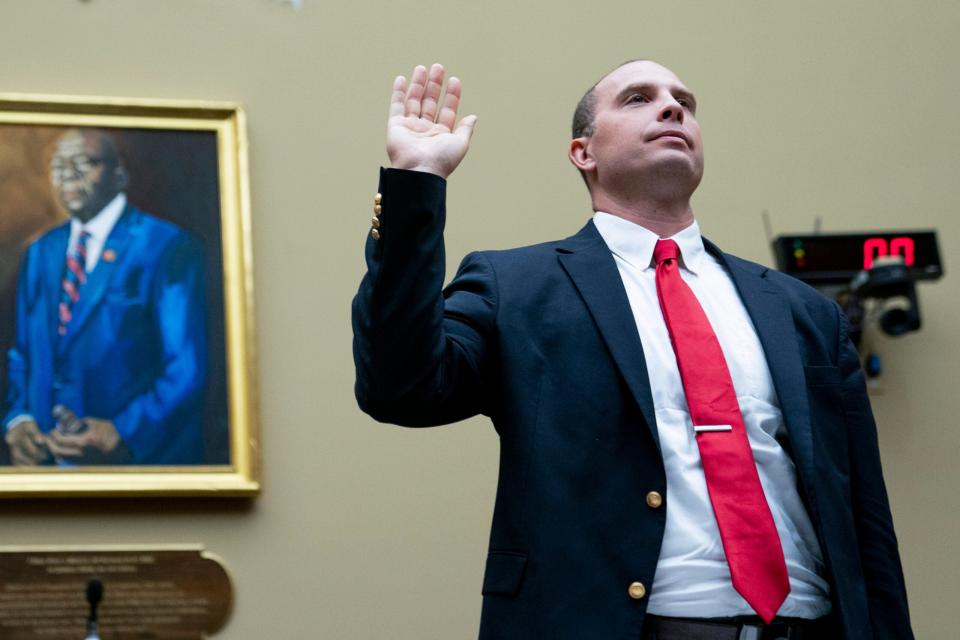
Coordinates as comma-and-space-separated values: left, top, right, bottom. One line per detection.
353, 61, 912, 638
3, 128, 207, 466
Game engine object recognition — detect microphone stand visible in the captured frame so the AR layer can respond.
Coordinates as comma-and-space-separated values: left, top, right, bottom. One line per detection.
84, 578, 102, 640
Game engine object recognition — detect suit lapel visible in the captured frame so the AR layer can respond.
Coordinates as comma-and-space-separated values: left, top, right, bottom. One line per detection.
706, 239, 816, 505
43, 223, 71, 339
557, 222, 660, 449
58, 207, 136, 354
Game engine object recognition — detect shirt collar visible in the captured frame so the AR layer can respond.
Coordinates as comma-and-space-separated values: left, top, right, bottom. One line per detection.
592, 211, 706, 274
70, 192, 127, 242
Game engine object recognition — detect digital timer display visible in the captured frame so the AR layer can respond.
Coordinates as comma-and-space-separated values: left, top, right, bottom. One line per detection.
772, 231, 943, 285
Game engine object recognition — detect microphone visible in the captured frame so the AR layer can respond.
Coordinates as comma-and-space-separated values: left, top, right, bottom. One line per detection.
85, 578, 102, 640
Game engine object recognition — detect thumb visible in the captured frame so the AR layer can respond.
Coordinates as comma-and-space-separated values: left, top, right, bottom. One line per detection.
454, 114, 478, 144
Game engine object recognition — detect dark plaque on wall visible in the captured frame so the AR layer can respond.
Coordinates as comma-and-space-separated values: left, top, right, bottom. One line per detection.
0, 545, 232, 639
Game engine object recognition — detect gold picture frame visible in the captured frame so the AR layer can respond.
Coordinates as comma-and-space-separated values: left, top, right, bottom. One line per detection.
0, 94, 259, 496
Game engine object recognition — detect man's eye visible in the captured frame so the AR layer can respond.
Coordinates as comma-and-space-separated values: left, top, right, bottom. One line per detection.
628, 94, 648, 104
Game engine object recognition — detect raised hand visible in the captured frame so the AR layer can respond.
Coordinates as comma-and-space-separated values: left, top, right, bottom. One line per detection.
387, 63, 478, 179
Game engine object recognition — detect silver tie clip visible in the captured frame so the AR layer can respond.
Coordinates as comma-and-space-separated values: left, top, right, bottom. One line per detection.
693, 424, 733, 433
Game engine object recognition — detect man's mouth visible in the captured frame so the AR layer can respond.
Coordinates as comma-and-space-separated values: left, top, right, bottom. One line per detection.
60, 188, 88, 210
651, 130, 691, 147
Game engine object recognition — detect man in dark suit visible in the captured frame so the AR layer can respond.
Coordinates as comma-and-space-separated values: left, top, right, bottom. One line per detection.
3, 128, 208, 466
353, 61, 912, 639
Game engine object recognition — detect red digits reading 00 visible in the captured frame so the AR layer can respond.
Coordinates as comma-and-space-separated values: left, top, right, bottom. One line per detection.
863, 237, 915, 270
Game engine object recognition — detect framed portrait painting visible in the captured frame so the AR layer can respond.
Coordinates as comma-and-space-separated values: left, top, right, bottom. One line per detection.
0, 94, 259, 496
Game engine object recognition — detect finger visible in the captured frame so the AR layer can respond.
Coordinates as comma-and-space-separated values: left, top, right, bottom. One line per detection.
420, 63, 445, 122
13, 435, 40, 461
11, 447, 33, 466
454, 114, 479, 145
46, 435, 83, 459
33, 431, 47, 446
437, 76, 463, 131
48, 429, 90, 449
388, 75, 408, 119
405, 65, 428, 118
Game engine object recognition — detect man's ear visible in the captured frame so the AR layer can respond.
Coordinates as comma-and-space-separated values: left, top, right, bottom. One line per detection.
113, 164, 129, 192
568, 137, 595, 173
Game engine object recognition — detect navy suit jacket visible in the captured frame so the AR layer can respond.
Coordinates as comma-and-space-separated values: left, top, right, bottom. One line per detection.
4, 205, 208, 464
353, 169, 912, 639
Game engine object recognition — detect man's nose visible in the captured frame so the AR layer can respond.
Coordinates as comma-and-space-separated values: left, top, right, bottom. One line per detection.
658, 100, 684, 124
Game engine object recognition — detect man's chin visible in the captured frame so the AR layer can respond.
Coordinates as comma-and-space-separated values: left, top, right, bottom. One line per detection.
648, 156, 702, 183
62, 201, 95, 221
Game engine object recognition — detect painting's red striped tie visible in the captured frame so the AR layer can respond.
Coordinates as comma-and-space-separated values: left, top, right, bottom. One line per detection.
654, 238, 790, 623
58, 230, 91, 336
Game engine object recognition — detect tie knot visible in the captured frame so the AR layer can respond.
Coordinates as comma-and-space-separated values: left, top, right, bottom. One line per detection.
654, 239, 680, 265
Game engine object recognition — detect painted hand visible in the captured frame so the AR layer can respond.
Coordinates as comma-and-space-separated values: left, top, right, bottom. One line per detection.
47, 408, 133, 465
5, 419, 52, 466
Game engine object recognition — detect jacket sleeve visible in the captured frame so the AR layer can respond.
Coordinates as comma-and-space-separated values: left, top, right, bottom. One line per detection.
111, 232, 208, 462
2, 248, 36, 429
352, 168, 498, 427
837, 306, 913, 639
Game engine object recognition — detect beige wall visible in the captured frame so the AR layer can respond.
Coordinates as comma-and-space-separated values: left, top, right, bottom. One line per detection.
0, 0, 957, 637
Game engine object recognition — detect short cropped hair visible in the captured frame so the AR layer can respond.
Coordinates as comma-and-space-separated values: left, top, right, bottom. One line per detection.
571, 59, 647, 189
571, 59, 647, 140
572, 87, 598, 139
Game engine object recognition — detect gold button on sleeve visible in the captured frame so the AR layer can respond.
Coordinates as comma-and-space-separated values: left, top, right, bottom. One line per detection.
370, 228, 381, 240
371, 217, 380, 229
374, 204, 382, 214
374, 193, 382, 205
646, 491, 663, 509
628, 582, 646, 600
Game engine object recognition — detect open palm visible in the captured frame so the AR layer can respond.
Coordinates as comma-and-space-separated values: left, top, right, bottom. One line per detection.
387, 64, 477, 179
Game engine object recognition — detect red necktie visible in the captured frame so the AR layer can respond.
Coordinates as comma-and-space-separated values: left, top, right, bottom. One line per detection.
654, 238, 790, 623
58, 230, 91, 336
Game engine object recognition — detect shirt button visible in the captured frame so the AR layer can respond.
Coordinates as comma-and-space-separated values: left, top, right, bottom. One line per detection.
646, 491, 663, 509
628, 582, 646, 600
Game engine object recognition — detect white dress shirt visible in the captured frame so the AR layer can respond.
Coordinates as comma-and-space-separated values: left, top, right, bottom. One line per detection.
592, 212, 831, 619
67, 192, 127, 272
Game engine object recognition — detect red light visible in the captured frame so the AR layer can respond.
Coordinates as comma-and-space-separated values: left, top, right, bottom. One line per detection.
863, 237, 915, 269
891, 237, 915, 266
863, 238, 886, 269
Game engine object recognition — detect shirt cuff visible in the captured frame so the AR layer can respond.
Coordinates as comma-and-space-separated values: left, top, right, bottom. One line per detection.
5, 414, 36, 432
